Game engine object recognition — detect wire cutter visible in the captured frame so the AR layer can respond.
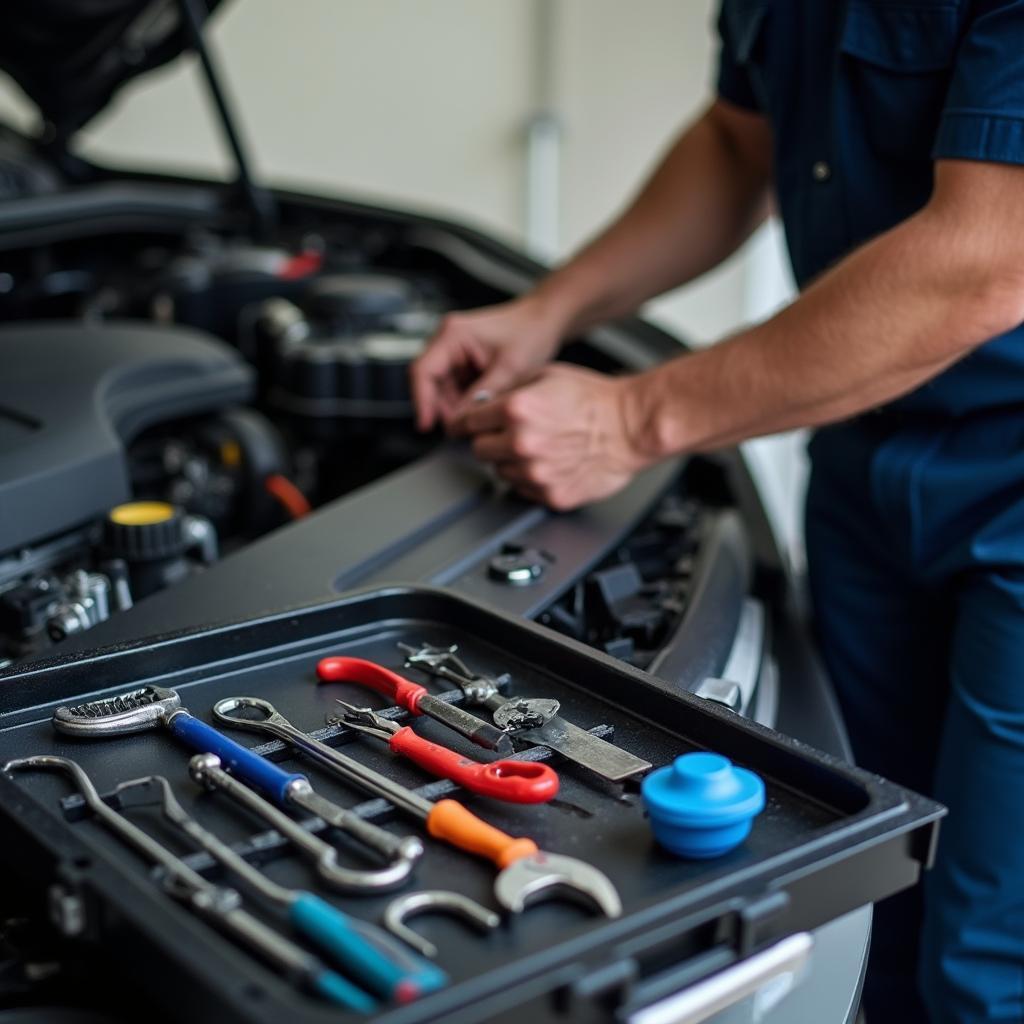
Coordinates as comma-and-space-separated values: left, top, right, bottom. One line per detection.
332, 700, 559, 804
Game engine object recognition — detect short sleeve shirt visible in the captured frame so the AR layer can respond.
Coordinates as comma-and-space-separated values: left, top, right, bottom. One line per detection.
715, 0, 1024, 417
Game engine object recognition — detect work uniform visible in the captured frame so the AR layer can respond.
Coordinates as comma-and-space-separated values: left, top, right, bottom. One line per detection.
715, 1, 1024, 1021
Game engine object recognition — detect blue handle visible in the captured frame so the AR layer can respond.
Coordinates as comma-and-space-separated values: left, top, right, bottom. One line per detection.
349, 916, 448, 995
167, 712, 306, 805
292, 893, 447, 1002
311, 968, 377, 1012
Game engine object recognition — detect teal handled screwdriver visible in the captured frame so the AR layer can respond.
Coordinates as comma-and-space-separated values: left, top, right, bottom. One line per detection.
116, 766, 446, 1004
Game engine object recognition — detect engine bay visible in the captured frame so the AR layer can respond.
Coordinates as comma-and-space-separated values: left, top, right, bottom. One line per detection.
0, 208, 510, 665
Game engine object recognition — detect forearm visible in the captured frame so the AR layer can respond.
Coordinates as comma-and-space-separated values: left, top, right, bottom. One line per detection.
529, 101, 772, 337
625, 166, 1024, 456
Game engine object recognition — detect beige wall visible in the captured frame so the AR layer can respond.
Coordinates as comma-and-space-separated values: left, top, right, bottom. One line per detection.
554, 0, 755, 345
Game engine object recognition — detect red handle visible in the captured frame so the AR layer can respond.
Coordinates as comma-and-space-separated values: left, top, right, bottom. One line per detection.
389, 727, 559, 804
316, 657, 427, 715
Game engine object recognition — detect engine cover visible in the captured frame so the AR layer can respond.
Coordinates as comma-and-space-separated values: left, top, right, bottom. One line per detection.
0, 321, 253, 552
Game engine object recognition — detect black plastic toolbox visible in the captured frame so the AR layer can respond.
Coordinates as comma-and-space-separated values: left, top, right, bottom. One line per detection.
0, 586, 944, 1023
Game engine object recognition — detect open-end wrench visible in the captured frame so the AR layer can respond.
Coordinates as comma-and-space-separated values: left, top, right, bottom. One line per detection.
213, 695, 622, 918
317, 656, 513, 755
399, 643, 653, 783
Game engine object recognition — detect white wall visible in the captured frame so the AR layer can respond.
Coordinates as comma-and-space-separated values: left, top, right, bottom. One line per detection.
554, 0, 754, 345
0, 0, 804, 560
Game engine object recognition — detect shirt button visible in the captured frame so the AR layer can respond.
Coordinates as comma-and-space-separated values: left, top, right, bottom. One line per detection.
812, 160, 831, 182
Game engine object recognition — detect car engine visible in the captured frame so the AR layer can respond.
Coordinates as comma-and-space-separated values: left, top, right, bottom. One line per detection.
0, 229, 452, 666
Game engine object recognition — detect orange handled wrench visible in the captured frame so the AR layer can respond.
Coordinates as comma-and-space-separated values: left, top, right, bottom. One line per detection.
317, 657, 513, 756
332, 700, 559, 804
422, 800, 619, 916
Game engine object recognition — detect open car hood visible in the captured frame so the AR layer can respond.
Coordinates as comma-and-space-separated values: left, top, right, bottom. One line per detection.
0, 0, 226, 143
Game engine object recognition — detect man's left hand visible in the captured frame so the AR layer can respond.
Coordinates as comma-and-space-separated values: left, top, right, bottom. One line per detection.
448, 363, 650, 510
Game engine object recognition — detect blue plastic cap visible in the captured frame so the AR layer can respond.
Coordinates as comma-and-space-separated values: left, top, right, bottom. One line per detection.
642, 752, 765, 859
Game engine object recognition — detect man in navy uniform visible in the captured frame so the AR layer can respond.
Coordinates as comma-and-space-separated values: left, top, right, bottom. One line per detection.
411, 3, 1024, 1021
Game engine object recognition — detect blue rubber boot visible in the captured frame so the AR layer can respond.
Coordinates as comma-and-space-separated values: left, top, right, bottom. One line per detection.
642, 752, 765, 858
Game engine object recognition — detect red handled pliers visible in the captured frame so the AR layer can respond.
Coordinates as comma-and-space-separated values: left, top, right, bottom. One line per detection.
317, 657, 559, 804
332, 700, 558, 804
318, 656, 513, 754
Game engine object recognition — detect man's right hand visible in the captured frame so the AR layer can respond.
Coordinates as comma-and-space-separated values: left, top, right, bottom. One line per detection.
410, 296, 565, 432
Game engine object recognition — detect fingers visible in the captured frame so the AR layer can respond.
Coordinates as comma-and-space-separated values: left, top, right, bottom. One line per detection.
447, 361, 527, 422
410, 341, 452, 432
449, 396, 509, 437
410, 299, 562, 432
470, 429, 517, 461
411, 315, 512, 432
410, 312, 486, 432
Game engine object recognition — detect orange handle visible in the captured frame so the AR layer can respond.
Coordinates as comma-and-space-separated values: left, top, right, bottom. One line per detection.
426, 799, 538, 868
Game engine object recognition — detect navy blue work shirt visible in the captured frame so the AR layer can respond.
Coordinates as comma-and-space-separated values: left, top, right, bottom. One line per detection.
716, 0, 1024, 418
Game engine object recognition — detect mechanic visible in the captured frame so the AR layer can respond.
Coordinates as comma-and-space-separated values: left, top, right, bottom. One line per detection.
410, 3, 1024, 1022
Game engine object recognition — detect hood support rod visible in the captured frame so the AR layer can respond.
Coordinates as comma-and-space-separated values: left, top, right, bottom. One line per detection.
177, 0, 275, 239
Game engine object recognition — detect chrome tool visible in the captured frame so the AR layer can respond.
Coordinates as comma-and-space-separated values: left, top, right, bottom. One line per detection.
399, 643, 653, 783
52, 685, 420, 892
114, 771, 445, 1003
316, 656, 513, 754
188, 752, 408, 895
383, 890, 500, 959
3, 755, 375, 1012
328, 699, 559, 804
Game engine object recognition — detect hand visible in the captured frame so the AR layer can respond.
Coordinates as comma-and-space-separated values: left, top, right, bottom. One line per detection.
410, 296, 564, 432
449, 363, 651, 510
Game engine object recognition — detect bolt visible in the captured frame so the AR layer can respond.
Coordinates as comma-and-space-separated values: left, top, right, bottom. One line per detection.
47, 884, 86, 937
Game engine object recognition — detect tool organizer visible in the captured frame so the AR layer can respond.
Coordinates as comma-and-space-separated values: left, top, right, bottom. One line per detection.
0, 586, 943, 1023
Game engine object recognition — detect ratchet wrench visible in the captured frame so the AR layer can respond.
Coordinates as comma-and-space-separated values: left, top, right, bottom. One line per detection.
51, 685, 421, 892
3, 755, 376, 1012
212, 695, 622, 917
317, 656, 514, 755
328, 698, 559, 804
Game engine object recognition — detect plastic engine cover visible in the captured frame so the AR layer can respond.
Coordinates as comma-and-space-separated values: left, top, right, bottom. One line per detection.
0, 321, 253, 552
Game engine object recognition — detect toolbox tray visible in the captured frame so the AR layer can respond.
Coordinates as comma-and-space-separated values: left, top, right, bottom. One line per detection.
0, 586, 943, 1024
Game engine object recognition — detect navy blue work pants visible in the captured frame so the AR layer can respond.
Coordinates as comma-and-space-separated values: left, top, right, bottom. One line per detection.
806, 414, 1024, 1024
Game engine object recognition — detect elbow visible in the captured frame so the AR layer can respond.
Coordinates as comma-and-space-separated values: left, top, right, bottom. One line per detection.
917, 198, 1024, 355
920, 159, 1024, 353
958, 267, 1024, 350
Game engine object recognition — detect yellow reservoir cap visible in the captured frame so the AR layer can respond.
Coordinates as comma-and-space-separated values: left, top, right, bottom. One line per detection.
108, 502, 177, 527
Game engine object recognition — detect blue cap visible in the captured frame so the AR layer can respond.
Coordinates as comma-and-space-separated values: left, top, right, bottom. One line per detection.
642, 752, 765, 858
